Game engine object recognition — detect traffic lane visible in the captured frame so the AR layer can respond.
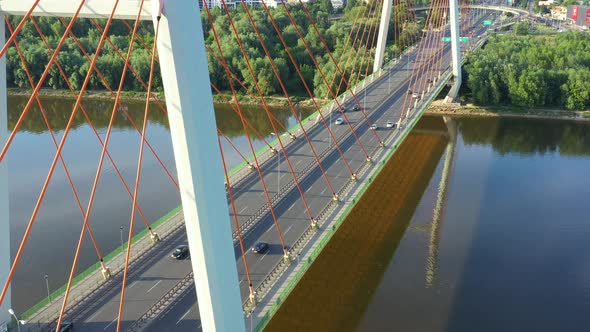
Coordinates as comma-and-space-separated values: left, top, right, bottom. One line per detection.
78, 233, 191, 332
143, 284, 201, 332
62, 225, 190, 324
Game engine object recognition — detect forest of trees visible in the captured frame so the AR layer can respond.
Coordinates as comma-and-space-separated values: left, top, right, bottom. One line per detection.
5, 0, 420, 99
463, 32, 590, 110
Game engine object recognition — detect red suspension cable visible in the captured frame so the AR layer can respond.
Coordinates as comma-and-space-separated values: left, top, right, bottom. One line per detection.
117, 11, 160, 331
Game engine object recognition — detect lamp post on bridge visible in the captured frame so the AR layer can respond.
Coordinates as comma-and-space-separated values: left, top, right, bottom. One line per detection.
329, 110, 332, 149
44, 274, 51, 303
120, 225, 124, 249
7, 309, 25, 332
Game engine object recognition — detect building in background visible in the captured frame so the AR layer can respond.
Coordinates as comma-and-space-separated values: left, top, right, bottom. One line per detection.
538, 0, 555, 6
566, 5, 590, 28
550, 6, 567, 20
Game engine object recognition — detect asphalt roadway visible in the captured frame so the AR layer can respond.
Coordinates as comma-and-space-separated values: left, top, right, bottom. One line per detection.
52, 17, 494, 332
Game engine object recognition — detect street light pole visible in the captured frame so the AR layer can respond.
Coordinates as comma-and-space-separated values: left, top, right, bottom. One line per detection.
44, 274, 50, 303
8, 309, 25, 332
329, 111, 332, 149
388, 67, 391, 94
364, 86, 367, 112
277, 152, 280, 195
120, 226, 124, 248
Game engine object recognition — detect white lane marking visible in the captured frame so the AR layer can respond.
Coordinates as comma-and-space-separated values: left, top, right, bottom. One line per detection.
264, 225, 274, 235
104, 317, 117, 330
305, 186, 312, 193
88, 309, 102, 321
320, 187, 327, 195
287, 202, 296, 211
238, 206, 248, 214
295, 159, 302, 166
176, 309, 192, 325
147, 280, 162, 293
128, 281, 137, 289
259, 252, 269, 261
284, 225, 293, 235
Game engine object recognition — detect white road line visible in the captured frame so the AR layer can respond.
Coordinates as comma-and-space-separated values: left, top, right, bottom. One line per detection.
264, 225, 274, 234
260, 252, 269, 261
284, 225, 293, 235
88, 309, 102, 322
176, 309, 192, 325
320, 187, 327, 195
238, 206, 248, 214
295, 159, 302, 166
147, 280, 162, 293
287, 202, 296, 211
104, 317, 117, 330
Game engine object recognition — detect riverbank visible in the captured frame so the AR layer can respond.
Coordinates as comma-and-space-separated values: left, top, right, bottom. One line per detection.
425, 100, 590, 122
7, 88, 326, 108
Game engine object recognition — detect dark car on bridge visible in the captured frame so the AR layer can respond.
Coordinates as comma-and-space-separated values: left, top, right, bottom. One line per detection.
252, 242, 269, 254
171, 245, 189, 259
352, 105, 360, 112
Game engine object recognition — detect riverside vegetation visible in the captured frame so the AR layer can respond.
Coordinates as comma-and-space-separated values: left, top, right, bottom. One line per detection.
463, 31, 590, 111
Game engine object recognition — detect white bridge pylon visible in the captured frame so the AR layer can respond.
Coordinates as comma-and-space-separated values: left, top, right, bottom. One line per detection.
0, 1, 246, 332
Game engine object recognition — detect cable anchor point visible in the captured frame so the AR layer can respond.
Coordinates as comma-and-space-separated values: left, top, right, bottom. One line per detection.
150, 230, 160, 243
332, 193, 340, 202
311, 218, 319, 230
101, 266, 112, 280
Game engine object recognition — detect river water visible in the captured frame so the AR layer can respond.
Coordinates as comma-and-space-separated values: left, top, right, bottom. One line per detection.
266, 115, 590, 331
6, 95, 314, 313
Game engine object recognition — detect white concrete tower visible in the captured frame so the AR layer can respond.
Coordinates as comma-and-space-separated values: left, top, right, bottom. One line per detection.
149, 1, 246, 331
449, 0, 462, 86
373, 0, 394, 73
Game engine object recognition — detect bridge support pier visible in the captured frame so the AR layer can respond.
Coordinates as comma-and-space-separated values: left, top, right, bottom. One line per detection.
373, 0, 394, 73
0, 21, 10, 331
152, 1, 245, 332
